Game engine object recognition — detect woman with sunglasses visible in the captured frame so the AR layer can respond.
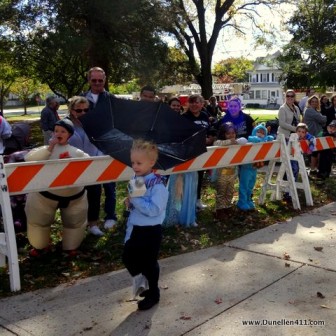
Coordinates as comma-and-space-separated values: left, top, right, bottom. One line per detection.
67, 96, 107, 236
277, 90, 302, 202
277, 90, 301, 139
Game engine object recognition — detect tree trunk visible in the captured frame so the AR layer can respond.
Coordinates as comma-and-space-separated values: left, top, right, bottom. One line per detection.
198, 50, 213, 100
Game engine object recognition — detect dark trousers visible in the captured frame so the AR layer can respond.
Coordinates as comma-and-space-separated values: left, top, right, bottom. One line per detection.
318, 149, 333, 178
86, 182, 117, 222
123, 225, 162, 298
197, 170, 204, 200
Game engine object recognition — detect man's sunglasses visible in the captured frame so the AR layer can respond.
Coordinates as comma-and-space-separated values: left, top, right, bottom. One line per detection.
90, 79, 104, 83
286, 95, 295, 98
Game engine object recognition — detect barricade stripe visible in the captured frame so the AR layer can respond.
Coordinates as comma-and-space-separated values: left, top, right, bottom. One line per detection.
326, 136, 336, 148
299, 140, 308, 153
230, 145, 252, 164
171, 158, 195, 172
315, 138, 323, 151
254, 142, 273, 161
203, 147, 229, 168
97, 159, 128, 181
49, 161, 93, 187
7, 164, 44, 193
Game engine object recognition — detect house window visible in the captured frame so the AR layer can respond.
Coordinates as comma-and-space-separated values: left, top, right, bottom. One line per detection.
262, 74, 267, 82
271, 73, 275, 82
267, 73, 270, 82
262, 90, 268, 99
249, 91, 255, 99
256, 90, 261, 99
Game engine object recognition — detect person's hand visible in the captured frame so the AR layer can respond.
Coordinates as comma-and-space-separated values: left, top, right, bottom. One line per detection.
47, 135, 58, 152
124, 197, 131, 209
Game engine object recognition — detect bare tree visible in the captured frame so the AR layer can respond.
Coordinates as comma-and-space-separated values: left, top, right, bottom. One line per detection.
163, 0, 283, 98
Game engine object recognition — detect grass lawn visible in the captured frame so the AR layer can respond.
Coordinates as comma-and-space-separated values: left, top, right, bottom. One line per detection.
1, 114, 335, 297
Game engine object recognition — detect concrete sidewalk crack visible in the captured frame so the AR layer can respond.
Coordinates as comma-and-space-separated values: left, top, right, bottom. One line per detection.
224, 244, 336, 272
181, 263, 304, 335
0, 324, 19, 335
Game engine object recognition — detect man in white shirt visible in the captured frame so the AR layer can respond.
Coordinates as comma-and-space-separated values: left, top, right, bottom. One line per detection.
299, 88, 315, 113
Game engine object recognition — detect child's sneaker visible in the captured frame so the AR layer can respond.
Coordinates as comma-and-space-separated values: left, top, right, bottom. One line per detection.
62, 249, 79, 259
132, 274, 149, 298
104, 219, 117, 230
196, 199, 207, 210
29, 246, 51, 258
88, 225, 104, 236
138, 289, 160, 310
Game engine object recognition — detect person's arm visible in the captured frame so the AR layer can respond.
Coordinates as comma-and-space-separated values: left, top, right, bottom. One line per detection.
312, 111, 327, 126
0, 117, 12, 139
40, 108, 50, 131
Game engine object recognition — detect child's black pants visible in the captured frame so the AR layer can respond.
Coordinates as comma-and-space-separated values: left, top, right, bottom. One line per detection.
123, 224, 162, 298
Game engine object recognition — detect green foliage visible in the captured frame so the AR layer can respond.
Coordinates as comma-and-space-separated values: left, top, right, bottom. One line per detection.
10, 77, 46, 115
1, 0, 171, 97
213, 57, 253, 83
278, 0, 336, 89
109, 79, 140, 95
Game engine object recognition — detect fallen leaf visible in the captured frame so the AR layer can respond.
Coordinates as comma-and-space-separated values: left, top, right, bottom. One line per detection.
180, 245, 187, 251
283, 252, 291, 260
320, 305, 330, 309
314, 246, 323, 252
180, 314, 192, 320
215, 297, 222, 304
317, 292, 325, 299
308, 258, 313, 262
285, 262, 290, 267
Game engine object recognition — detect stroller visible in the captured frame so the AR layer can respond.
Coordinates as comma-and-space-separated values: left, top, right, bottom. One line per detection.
2, 122, 32, 233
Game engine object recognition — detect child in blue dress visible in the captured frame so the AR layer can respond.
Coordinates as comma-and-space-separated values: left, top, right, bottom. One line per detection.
122, 139, 169, 310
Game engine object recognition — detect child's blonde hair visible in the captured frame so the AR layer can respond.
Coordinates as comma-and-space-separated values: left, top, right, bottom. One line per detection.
131, 139, 159, 163
296, 122, 308, 132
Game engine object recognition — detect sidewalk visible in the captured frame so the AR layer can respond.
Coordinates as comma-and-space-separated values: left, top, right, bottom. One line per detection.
1, 203, 335, 336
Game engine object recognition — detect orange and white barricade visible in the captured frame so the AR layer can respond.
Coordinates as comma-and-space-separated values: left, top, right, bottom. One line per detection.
1, 133, 335, 291
259, 133, 312, 209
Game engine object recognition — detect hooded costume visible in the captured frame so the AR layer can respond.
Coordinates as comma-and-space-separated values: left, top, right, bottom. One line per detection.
237, 124, 274, 211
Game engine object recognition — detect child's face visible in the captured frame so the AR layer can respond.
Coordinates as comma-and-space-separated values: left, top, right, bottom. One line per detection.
327, 125, 336, 135
256, 130, 265, 138
53, 126, 71, 145
131, 150, 155, 176
225, 129, 236, 140
296, 128, 307, 139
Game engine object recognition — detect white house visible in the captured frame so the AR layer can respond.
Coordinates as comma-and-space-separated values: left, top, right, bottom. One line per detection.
242, 52, 284, 108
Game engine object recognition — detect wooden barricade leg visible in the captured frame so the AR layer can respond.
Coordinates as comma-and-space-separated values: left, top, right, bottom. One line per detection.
259, 134, 301, 209
0, 156, 21, 291
290, 135, 313, 206
258, 159, 278, 204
